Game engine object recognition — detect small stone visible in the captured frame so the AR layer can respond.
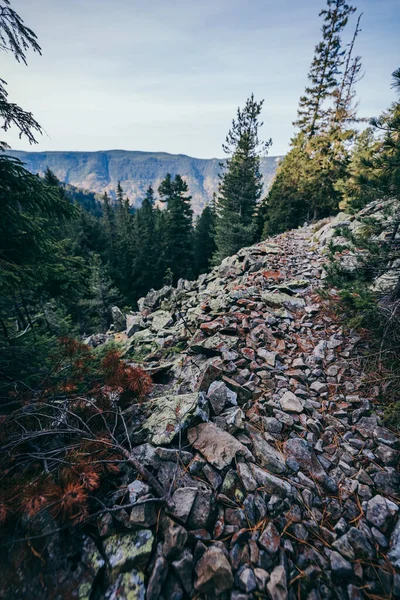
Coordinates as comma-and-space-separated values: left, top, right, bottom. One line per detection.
280, 390, 305, 413
388, 518, 400, 568
330, 550, 353, 578
366, 495, 398, 531
266, 565, 288, 600
250, 465, 291, 498
146, 556, 168, 600
237, 567, 257, 593
162, 523, 188, 560
254, 568, 269, 591
195, 546, 234, 596
172, 549, 193, 596
167, 487, 198, 524
237, 462, 257, 492
207, 381, 228, 415
310, 380, 328, 394
259, 522, 280, 554
249, 429, 286, 474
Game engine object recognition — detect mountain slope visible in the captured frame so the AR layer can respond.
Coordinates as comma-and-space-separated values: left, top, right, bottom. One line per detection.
7, 149, 281, 213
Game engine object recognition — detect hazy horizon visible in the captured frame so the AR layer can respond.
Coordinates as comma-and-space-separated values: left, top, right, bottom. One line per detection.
3, 0, 399, 158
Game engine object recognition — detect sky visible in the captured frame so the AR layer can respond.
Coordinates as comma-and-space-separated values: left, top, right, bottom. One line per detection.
2, 0, 400, 158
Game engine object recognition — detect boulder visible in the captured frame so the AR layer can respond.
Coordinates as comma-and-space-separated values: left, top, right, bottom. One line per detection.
141, 392, 209, 445
104, 570, 146, 600
188, 422, 253, 470
195, 546, 234, 596
103, 530, 153, 579
111, 306, 126, 332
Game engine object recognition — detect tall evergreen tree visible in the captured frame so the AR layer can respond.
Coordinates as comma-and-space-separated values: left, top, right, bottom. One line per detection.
158, 174, 194, 283
294, 0, 356, 138
264, 1, 361, 234
132, 186, 162, 298
194, 203, 216, 276
214, 94, 271, 262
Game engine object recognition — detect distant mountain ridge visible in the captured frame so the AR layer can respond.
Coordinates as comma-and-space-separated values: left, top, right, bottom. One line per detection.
7, 149, 282, 214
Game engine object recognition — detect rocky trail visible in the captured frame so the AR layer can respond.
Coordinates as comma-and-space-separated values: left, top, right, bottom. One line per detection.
12, 213, 400, 600
86, 215, 399, 600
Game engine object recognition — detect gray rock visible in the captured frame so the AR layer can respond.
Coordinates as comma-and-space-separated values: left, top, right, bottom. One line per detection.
128, 481, 151, 504
146, 556, 168, 600
167, 487, 198, 524
111, 306, 127, 332
284, 437, 326, 481
194, 546, 234, 596
330, 551, 352, 578
259, 522, 280, 554
172, 549, 194, 596
142, 392, 209, 445
266, 565, 288, 600
254, 568, 269, 591
188, 422, 253, 470
237, 567, 257, 593
249, 429, 286, 474
237, 462, 257, 492
126, 314, 145, 337
250, 465, 291, 498
388, 518, 400, 568
187, 487, 215, 530
207, 380, 228, 415
366, 495, 399, 531
280, 391, 305, 413
162, 523, 188, 559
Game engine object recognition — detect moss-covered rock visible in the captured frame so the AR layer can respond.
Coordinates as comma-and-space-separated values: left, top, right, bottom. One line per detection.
103, 530, 153, 579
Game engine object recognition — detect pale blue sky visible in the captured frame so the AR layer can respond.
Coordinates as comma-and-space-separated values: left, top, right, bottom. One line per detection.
2, 0, 399, 157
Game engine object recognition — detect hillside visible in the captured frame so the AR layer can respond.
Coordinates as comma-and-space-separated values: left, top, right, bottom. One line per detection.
3, 201, 399, 599
7, 149, 281, 213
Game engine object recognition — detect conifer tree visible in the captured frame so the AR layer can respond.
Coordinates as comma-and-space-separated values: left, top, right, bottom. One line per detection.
132, 186, 162, 298
194, 203, 216, 275
264, 1, 361, 234
294, 0, 356, 138
214, 94, 271, 262
158, 173, 194, 283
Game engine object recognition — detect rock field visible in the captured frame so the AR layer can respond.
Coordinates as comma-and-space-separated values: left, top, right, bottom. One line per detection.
12, 206, 399, 600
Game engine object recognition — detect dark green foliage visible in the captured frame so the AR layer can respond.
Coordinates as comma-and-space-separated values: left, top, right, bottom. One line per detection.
264, 1, 362, 235
132, 186, 163, 297
158, 173, 194, 283
214, 94, 271, 262
194, 204, 216, 275
0, 0, 42, 150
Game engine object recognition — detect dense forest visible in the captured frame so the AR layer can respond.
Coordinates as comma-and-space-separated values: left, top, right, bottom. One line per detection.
0, 1, 399, 595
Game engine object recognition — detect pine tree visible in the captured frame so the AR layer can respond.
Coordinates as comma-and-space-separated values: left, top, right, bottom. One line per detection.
158, 174, 194, 283
264, 2, 361, 233
214, 94, 271, 262
132, 186, 162, 298
194, 203, 216, 276
294, 0, 356, 138
113, 182, 135, 300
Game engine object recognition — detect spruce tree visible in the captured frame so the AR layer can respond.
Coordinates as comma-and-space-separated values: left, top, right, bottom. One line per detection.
294, 0, 356, 138
132, 186, 162, 298
214, 94, 271, 262
194, 203, 216, 276
264, 1, 361, 233
158, 173, 194, 283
